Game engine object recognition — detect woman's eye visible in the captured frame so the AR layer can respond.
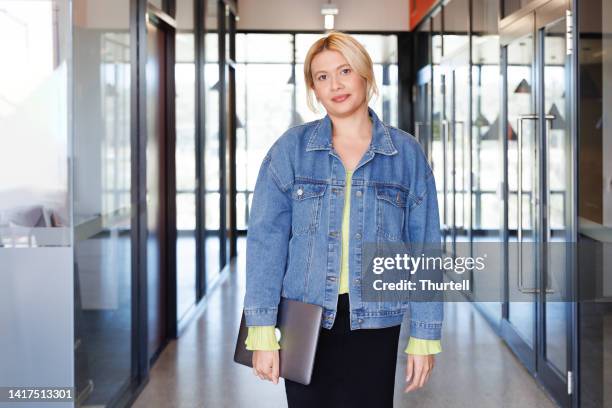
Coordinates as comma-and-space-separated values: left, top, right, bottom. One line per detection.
317, 74, 327, 81
341, 68, 351, 74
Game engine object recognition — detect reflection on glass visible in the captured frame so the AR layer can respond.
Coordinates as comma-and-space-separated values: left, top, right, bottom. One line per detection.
472, 41, 501, 231
506, 32, 536, 347
444, 72, 454, 252
73, 0, 132, 404
455, 65, 470, 245
541, 19, 570, 376
577, 1, 611, 404
236, 61, 247, 229
0, 1, 70, 247
440, 0, 470, 256
415, 79, 431, 160
472, 0, 501, 323
431, 65, 444, 236
176, 0, 197, 321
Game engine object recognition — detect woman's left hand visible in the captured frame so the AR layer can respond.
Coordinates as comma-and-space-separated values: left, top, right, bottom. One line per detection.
404, 354, 435, 393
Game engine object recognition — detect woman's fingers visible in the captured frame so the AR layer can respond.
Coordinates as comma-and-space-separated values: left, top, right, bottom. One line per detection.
272, 350, 280, 384
404, 355, 435, 393
406, 354, 414, 383
252, 350, 280, 384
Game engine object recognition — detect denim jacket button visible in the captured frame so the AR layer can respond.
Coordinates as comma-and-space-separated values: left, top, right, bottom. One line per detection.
358, 318, 364, 323
297, 188, 303, 196
355, 190, 362, 197
354, 233, 361, 239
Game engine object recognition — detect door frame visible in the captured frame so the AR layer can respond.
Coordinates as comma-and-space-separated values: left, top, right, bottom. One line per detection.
499, 1, 576, 406
142, 1, 178, 363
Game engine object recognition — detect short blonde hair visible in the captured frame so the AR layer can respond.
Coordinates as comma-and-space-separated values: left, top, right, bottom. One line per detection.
303, 31, 379, 113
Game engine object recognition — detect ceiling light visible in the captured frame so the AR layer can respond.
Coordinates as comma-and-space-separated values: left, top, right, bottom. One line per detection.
321, 2, 338, 30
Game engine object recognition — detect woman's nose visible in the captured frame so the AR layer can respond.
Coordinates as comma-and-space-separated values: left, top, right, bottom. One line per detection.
330, 75, 343, 91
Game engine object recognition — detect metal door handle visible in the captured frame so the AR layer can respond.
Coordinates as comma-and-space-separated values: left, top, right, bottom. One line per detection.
516, 114, 555, 294
517, 114, 537, 294
543, 114, 555, 244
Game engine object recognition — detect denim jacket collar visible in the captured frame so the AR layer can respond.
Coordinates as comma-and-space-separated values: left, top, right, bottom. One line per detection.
305, 106, 398, 156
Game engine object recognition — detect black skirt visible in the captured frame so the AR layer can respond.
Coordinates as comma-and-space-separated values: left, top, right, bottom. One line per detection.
284, 293, 401, 408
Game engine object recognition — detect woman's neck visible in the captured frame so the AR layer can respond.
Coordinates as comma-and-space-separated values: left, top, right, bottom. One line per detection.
329, 103, 372, 143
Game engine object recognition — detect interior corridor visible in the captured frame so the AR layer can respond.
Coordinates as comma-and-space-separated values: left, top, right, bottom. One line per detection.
132, 238, 557, 408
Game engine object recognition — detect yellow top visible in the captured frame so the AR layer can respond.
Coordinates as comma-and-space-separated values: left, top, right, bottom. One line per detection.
245, 169, 441, 355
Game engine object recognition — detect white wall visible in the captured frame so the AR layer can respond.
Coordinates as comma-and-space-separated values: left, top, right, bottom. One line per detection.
236, 0, 410, 32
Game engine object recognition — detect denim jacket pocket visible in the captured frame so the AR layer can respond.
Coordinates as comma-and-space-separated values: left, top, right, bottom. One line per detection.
375, 184, 409, 241
291, 182, 327, 236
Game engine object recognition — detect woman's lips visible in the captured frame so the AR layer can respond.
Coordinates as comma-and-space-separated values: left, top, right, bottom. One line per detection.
331, 94, 350, 103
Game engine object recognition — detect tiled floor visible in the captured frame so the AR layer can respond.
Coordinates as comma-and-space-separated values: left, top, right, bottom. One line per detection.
133, 239, 558, 408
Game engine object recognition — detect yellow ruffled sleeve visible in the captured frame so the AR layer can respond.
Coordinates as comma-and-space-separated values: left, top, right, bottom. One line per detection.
404, 337, 442, 355
245, 325, 280, 351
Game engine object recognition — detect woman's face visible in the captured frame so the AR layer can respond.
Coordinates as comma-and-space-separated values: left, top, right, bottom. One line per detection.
310, 49, 368, 118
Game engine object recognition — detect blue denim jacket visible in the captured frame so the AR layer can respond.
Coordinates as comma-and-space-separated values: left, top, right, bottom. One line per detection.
244, 107, 443, 340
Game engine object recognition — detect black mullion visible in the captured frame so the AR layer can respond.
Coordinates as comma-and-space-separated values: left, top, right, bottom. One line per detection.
195, 0, 206, 301
165, 9, 178, 340
131, 0, 149, 384
228, 10, 237, 259
500, 44, 509, 320
218, 0, 228, 270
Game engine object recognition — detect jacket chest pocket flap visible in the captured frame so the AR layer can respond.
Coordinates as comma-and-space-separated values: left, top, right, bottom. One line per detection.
375, 185, 409, 241
291, 182, 327, 235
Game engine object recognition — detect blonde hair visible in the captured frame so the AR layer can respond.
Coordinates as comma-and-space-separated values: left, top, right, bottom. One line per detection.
303, 31, 379, 113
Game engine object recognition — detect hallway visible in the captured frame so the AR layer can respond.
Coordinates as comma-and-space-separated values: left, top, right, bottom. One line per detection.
132, 240, 557, 408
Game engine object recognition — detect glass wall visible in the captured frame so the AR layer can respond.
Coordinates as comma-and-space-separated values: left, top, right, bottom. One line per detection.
578, 0, 612, 405
0, 0, 75, 396
471, 0, 502, 324
72, 0, 133, 404
414, 20, 432, 156
0, 0, 71, 246
235, 34, 293, 231
175, 0, 197, 321
236, 33, 399, 230
431, 9, 445, 248
413, 0, 503, 328
444, 0, 470, 254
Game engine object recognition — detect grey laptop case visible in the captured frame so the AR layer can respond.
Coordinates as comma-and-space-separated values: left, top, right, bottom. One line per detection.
233, 298, 323, 385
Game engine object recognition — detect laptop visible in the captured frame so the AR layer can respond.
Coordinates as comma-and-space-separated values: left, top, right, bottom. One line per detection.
233, 297, 323, 385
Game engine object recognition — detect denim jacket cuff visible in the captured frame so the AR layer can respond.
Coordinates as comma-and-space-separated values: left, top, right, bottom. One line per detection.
410, 319, 442, 340
244, 307, 278, 326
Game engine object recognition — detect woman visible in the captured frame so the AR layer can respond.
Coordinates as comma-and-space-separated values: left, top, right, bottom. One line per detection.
242, 31, 443, 407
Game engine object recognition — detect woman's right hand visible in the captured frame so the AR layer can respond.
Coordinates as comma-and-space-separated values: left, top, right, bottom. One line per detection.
252, 350, 280, 384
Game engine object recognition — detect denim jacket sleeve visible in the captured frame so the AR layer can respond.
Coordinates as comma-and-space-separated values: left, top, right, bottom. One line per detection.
404, 154, 444, 340
243, 145, 293, 327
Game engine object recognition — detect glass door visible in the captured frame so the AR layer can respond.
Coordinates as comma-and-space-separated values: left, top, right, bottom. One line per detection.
537, 14, 573, 407
501, 2, 573, 406
503, 18, 538, 369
